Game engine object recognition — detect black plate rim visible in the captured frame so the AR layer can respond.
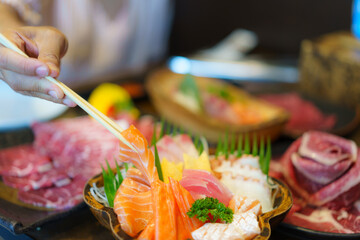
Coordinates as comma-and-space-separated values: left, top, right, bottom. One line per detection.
279, 222, 360, 239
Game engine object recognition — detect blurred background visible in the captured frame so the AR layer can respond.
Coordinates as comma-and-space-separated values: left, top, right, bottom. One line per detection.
168, 0, 352, 57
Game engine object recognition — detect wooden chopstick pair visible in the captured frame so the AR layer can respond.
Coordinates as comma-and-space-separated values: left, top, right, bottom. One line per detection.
0, 33, 137, 152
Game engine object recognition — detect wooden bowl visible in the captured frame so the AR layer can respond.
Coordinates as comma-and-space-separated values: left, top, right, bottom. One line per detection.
83, 173, 292, 240
145, 69, 290, 143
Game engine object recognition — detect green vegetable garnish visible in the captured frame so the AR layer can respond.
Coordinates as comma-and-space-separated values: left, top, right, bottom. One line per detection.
179, 74, 203, 111
207, 86, 233, 102
102, 159, 126, 207
187, 197, 233, 223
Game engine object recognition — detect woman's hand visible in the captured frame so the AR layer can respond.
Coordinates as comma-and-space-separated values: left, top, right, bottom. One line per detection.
0, 26, 76, 107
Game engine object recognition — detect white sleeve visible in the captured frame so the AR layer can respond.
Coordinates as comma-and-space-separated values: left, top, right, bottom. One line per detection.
0, 0, 41, 25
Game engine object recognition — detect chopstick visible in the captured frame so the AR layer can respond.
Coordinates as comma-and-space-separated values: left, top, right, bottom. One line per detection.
0, 33, 137, 152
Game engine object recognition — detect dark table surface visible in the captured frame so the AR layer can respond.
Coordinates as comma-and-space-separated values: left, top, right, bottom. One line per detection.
1, 82, 360, 240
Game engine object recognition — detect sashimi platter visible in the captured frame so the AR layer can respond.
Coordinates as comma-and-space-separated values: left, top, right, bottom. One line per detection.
83, 121, 292, 240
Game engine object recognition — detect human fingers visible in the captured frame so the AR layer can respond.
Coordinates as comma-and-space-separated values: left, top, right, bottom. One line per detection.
0, 47, 50, 77
2, 69, 76, 107
0, 69, 64, 99
34, 27, 68, 78
18, 91, 77, 107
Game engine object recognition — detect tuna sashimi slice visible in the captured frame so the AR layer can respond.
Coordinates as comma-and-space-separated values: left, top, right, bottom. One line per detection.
0, 144, 52, 177
180, 169, 233, 206
114, 177, 152, 237
17, 175, 86, 209
291, 153, 353, 185
298, 131, 357, 166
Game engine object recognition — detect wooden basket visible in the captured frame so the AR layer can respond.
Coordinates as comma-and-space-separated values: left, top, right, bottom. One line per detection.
145, 68, 289, 143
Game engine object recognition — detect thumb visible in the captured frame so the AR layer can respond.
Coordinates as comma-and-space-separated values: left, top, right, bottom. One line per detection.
36, 30, 68, 78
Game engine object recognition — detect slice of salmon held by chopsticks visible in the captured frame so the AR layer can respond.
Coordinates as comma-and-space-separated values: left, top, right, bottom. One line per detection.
119, 125, 158, 183
114, 177, 153, 237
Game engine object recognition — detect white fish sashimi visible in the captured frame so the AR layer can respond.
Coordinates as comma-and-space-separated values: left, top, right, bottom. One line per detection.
213, 155, 273, 213
192, 196, 261, 240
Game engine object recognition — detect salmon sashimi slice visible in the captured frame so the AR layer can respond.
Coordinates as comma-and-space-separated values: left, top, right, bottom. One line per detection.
175, 206, 192, 240
126, 167, 150, 187
119, 125, 158, 183
137, 218, 155, 240
114, 177, 153, 237
166, 182, 192, 240
228, 196, 262, 216
152, 180, 177, 240
169, 177, 204, 233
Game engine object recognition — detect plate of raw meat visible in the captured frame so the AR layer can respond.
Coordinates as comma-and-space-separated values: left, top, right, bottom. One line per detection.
0, 115, 156, 234
258, 92, 360, 138
84, 125, 292, 239
270, 131, 360, 239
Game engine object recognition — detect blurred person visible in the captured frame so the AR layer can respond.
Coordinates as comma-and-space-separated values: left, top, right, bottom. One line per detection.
0, 0, 173, 107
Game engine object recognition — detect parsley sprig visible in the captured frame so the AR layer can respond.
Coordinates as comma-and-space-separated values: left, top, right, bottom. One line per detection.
187, 197, 233, 223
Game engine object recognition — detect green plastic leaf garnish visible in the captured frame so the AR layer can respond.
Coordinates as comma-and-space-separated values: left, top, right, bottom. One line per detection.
101, 159, 126, 208
236, 134, 243, 157
252, 134, 258, 156
154, 143, 164, 182
216, 132, 271, 177
244, 133, 250, 154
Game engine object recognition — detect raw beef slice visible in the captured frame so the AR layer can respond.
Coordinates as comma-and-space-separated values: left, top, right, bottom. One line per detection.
0, 144, 52, 177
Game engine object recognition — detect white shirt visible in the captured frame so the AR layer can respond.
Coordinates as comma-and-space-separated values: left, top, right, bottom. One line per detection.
3, 0, 173, 90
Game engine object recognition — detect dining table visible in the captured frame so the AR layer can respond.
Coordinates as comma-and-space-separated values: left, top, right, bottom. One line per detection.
1, 80, 360, 240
